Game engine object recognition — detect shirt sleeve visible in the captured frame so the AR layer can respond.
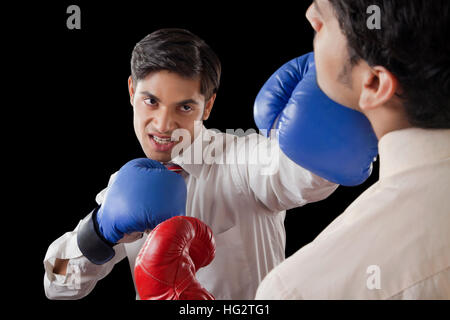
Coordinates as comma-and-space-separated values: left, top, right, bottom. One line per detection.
229, 132, 338, 213
43, 172, 126, 300
255, 268, 290, 300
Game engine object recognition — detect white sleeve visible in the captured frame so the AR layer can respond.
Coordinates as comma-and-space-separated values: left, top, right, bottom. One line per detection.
255, 269, 289, 300
43, 172, 126, 300
229, 133, 338, 213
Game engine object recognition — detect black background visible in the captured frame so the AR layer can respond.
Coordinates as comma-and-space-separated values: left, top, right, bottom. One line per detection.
17, 1, 380, 303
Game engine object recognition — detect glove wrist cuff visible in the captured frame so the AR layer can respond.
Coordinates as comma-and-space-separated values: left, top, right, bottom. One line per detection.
77, 206, 116, 265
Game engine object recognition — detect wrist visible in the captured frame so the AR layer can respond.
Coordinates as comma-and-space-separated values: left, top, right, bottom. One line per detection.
76, 206, 116, 265
94, 206, 116, 246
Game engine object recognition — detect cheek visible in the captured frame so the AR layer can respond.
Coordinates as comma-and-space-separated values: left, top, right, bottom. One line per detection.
181, 110, 204, 142
182, 118, 198, 143
133, 105, 142, 126
314, 25, 346, 79
133, 104, 151, 134
314, 33, 346, 91
314, 47, 336, 92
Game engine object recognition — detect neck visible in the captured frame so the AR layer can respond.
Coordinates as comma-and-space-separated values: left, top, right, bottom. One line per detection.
363, 102, 412, 140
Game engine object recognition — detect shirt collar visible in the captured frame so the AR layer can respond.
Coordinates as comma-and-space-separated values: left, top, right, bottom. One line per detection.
378, 127, 450, 179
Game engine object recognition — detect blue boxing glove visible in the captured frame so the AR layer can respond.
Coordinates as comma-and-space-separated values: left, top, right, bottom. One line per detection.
77, 158, 187, 264
254, 52, 378, 186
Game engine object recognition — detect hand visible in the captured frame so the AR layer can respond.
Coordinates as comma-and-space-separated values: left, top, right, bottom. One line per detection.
97, 158, 187, 244
135, 216, 216, 300
77, 158, 187, 265
254, 52, 378, 186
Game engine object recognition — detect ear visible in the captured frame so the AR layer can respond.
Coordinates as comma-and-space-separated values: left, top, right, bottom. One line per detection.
128, 76, 135, 107
202, 93, 216, 121
359, 66, 398, 111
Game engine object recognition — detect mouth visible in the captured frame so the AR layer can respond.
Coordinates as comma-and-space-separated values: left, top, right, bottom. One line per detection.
151, 134, 173, 144
148, 134, 177, 152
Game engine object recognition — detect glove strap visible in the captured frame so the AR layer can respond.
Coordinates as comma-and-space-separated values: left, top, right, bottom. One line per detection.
77, 206, 116, 265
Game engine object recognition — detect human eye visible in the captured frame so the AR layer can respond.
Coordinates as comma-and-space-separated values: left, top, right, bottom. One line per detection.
144, 97, 158, 106
179, 105, 193, 112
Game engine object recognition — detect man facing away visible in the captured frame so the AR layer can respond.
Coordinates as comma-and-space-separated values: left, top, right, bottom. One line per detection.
256, 0, 450, 299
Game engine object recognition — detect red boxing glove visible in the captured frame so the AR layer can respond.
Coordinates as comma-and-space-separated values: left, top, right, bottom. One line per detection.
134, 216, 216, 300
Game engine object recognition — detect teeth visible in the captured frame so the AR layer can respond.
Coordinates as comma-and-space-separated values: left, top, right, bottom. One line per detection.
152, 135, 172, 144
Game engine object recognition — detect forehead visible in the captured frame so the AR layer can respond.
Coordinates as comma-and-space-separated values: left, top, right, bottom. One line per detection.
137, 70, 203, 99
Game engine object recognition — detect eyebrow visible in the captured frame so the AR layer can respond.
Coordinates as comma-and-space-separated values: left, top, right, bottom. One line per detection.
313, 0, 323, 16
139, 91, 199, 105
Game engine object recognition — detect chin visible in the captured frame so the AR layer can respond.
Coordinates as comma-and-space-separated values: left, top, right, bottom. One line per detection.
146, 151, 171, 163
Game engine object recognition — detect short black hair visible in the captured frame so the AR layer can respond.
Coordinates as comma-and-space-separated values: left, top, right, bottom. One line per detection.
131, 28, 221, 100
329, 0, 450, 129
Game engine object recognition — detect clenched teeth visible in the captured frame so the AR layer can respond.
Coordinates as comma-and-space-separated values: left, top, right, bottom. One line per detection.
152, 135, 173, 144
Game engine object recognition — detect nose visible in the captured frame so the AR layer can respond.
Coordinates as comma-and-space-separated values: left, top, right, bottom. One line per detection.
305, 3, 314, 22
152, 106, 176, 134
305, 4, 322, 33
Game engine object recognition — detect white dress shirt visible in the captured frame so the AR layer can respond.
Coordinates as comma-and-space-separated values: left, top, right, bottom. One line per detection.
43, 126, 338, 300
256, 128, 450, 299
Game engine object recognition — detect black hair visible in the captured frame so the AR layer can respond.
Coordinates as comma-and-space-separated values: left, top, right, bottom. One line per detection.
329, 0, 450, 128
131, 28, 221, 100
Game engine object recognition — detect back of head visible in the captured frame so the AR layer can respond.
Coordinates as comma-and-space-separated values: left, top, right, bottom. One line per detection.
329, 0, 450, 128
